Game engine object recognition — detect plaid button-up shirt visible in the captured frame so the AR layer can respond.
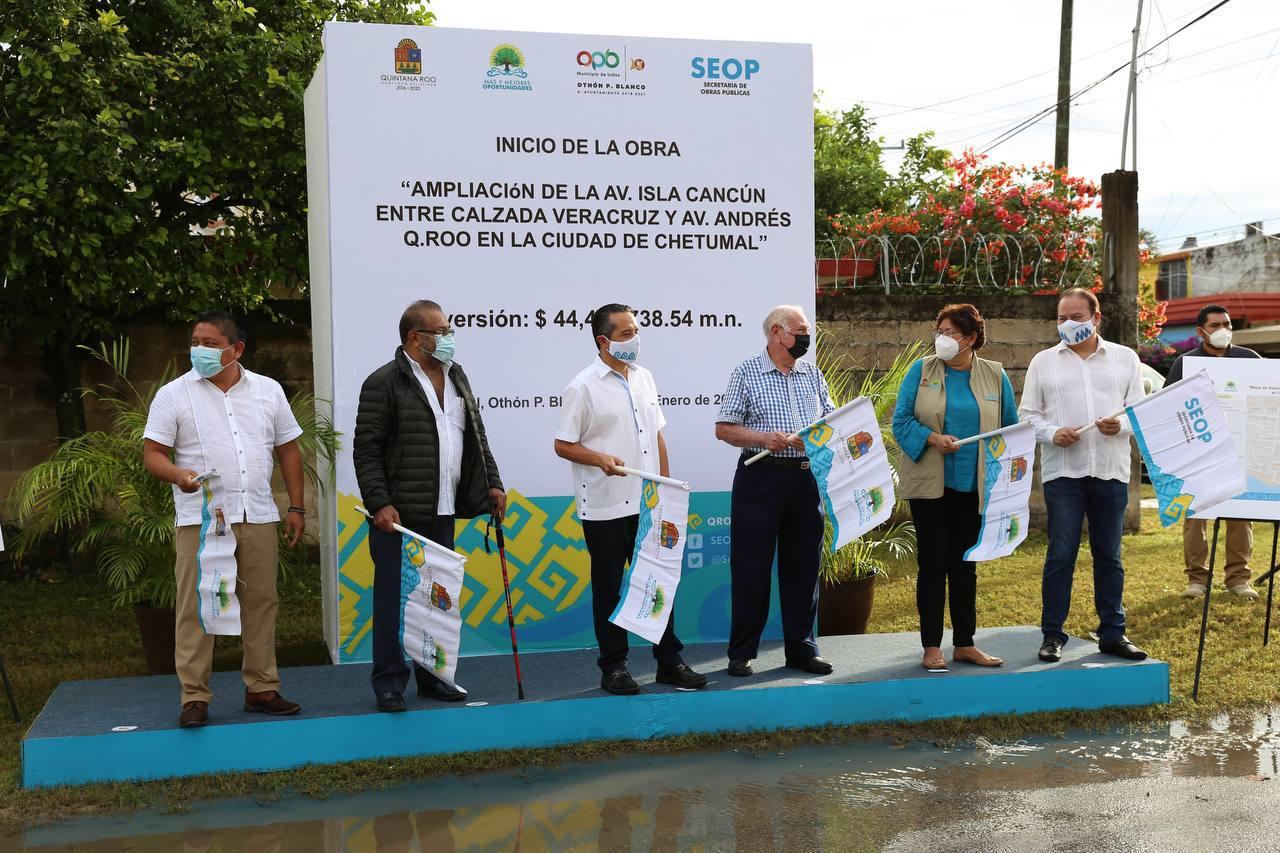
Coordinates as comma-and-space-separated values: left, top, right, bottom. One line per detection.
715, 350, 835, 458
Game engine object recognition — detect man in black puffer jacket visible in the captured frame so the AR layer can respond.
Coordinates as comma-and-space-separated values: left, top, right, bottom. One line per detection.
354, 299, 505, 712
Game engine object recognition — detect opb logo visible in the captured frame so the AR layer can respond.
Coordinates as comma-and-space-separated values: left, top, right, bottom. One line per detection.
577, 49, 619, 70
690, 57, 760, 80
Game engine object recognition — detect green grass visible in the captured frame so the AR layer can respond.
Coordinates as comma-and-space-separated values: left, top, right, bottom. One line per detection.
3, 503, 1279, 828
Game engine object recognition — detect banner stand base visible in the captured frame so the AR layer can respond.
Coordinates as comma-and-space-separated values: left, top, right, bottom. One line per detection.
1192, 517, 1280, 701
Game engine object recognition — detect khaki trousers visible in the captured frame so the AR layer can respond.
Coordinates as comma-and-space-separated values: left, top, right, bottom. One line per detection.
174, 522, 282, 704
1184, 517, 1253, 588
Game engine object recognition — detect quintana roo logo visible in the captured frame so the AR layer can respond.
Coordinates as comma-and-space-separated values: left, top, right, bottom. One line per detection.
1162, 493, 1195, 525
430, 581, 452, 612
1009, 456, 1029, 483
395, 38, 422, 75
643, 479, 661, 510
659, 520, 680, 549
847, 431, 874, 459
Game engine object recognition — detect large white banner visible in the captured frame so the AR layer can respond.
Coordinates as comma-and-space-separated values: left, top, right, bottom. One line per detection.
1183, 357, 1280, 522
306, 23, 814, 661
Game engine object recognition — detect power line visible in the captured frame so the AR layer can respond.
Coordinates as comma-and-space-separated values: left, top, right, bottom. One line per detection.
854, 0, 1229, 124
978, 0, 1235, 155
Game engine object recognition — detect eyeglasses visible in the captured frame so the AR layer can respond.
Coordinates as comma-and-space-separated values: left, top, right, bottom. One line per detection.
935, 329, 964, 340
414, 327, 454, 337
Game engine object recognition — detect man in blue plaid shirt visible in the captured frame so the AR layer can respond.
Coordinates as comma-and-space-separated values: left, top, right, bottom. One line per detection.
714, 305, 835, 678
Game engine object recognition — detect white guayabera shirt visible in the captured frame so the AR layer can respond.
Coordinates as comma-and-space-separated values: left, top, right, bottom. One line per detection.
1018, 338, 1145, 484
144, 366, 303, 526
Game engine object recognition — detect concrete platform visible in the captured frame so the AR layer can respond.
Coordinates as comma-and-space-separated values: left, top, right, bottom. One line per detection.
21, 626, 1169, 789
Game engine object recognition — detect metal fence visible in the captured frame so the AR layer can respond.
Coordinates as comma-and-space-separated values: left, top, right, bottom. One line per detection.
815, 231, 1107, 294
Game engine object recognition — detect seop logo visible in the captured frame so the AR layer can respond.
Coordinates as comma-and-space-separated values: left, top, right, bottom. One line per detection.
690, 57, 760, 80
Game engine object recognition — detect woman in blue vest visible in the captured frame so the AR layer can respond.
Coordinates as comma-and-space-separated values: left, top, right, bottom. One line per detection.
893, 304, 1018, 670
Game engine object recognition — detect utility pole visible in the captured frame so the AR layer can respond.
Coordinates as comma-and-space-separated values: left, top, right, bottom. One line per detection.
1054, 0, 1073, 170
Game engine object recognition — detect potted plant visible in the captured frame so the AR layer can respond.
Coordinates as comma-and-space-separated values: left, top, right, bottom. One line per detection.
8, 339, 340, 673
815, 328, 922, 636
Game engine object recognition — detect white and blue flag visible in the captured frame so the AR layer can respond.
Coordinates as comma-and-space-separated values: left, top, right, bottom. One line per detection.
799, 398, 895, 550
1126, 371, 1246, 527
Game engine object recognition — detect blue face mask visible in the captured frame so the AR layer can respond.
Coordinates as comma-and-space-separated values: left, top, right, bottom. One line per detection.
190, 345, 231, 379
419, 333, 455, 365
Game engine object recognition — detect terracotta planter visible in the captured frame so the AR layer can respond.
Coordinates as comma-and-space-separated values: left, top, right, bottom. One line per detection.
133, 603, 177, 675
817, 573, 876, 637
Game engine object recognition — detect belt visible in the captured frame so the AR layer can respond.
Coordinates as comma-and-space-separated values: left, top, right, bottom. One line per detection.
741, 452, 809, 469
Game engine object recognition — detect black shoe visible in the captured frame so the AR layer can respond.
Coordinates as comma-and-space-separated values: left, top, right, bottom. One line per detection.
1038, 638, 1063, 663
656, 662, 708, 689
1098, 636, 1148, 661
727, 658, 754, 677
785, 656, 834, 675
376, 691, 407, 713
417, 675, 467, 702
601, 668, 640, 695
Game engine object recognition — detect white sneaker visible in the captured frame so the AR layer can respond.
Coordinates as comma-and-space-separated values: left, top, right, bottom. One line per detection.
1181, 583, 1206, 598
1229, 585, 1260, 600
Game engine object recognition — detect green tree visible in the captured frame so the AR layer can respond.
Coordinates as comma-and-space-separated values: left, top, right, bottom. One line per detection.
0, 0, 433, 440
813, 102, 950, 243
491, 44, 521, 71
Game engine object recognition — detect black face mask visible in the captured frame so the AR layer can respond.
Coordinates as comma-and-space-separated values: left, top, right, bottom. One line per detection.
786, 333, 810, 359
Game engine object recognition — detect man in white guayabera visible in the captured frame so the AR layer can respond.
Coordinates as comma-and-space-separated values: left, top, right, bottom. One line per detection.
143, 311, 307, 729
1019, 288, 1147, 665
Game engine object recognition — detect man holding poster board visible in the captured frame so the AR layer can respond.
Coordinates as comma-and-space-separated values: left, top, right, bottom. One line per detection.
554, 304, 708, 695
1166, 305, 1262, 599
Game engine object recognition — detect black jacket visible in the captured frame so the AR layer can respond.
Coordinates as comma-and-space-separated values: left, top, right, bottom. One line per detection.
353, 348, 503, 531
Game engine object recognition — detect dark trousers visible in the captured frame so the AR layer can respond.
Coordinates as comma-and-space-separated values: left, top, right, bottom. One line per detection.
368, 515, 454, 696
727, 457, 824, 662
1042, 476, 1128, 646
582, 515, 684, 672
908, 489, 981, 648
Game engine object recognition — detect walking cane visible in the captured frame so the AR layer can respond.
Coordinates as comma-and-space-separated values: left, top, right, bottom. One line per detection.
0, 651, 19, 723
485, 517, 527, 700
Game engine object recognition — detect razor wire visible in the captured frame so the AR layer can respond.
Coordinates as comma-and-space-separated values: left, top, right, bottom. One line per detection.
815, 231, 1106, 294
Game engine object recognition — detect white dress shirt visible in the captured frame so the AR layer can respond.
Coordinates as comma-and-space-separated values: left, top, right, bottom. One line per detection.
556, 357, 666, 521
144, 366, 303, 526
408, 357, 465, 516
1018, 338, 1145, 483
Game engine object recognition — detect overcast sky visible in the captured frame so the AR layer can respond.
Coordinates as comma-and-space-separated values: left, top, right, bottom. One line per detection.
429, 0, 1280, 253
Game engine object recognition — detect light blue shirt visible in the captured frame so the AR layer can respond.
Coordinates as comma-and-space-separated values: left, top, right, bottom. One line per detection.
892, 358, 1018, 493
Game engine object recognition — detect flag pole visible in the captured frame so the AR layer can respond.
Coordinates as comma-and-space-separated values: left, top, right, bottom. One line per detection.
1076, 370, 1205, 435
743, 398, 864, 466
613, 466, 691, 491
354, 505, 451, 549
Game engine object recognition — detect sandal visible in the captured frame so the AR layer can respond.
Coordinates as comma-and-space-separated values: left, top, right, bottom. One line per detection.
952, 646, 1004, 667
921, 649, 947, 670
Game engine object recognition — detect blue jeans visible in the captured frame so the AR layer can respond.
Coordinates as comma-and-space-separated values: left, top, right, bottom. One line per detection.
1042, 476, 1128, 646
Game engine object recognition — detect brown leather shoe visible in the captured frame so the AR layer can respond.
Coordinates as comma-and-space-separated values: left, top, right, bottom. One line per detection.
244, 689, 301, 716
179, 701, 209, 728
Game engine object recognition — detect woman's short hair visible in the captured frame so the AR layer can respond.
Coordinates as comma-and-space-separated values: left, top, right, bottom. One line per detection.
935, 303, 986, 350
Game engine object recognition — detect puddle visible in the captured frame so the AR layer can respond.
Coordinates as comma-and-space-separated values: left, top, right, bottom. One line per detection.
10, 709, 1280, 851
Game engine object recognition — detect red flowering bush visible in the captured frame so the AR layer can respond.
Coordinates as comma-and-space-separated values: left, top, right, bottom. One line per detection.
831, 149, 1102, 293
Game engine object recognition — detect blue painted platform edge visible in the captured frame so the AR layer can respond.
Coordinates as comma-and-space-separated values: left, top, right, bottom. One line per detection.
22, 661, 1169, 789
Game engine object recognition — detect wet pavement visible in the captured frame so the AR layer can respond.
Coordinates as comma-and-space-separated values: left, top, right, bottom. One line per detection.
7, 709, 1280, 852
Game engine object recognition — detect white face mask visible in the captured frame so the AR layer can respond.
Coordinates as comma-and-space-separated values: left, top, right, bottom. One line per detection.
1058, 317, 1096, 345
1207, 328, 1232, 349
606, 334, 640, 364
934, 334, 969, 361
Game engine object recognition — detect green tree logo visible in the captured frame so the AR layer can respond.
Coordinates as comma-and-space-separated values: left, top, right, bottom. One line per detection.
488, 43, 527, 77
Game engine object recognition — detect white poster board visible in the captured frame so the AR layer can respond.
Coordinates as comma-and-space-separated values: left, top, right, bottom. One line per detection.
306, 23, 814, 661
1186, 356, 1280, 521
